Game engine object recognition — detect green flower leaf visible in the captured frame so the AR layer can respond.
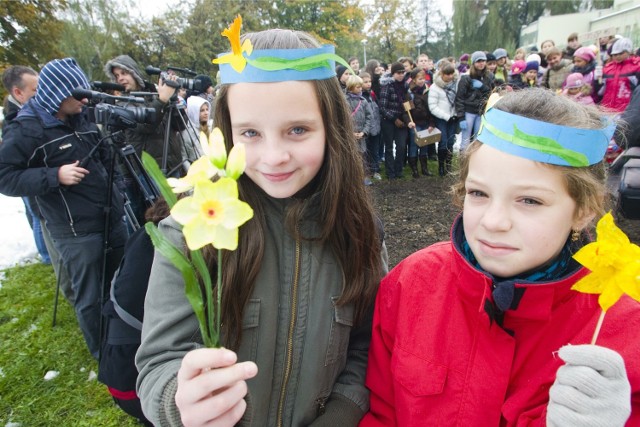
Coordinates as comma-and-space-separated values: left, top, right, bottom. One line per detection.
141, 152, 178, 208
144, 222, 213, 347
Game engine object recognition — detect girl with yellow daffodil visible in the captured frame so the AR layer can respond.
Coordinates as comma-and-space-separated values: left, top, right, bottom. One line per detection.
362, 89, 640, 426
136, 16, 387, 426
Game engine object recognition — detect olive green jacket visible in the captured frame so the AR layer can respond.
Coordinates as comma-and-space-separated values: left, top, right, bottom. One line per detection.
136, 196, 388, 426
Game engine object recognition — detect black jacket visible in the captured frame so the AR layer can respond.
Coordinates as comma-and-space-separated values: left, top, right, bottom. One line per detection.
455, 72, 495, 117
0, 99, 124, 238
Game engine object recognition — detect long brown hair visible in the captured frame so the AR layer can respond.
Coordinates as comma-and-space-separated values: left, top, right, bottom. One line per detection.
210, 29, 384, 350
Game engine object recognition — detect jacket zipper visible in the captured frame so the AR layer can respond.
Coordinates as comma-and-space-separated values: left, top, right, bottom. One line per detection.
276, 228, 301, 427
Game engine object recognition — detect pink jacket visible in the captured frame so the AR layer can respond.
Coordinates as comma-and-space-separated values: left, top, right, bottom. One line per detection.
601, 57, 640, 112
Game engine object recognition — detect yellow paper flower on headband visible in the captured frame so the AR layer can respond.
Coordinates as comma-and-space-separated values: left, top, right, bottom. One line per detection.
212, 15, 253, 73
572, 212, 640, 311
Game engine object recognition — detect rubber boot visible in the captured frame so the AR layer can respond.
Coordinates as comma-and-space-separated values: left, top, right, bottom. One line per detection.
408, 157, 420, 179
445, 150, 453, 174
438, 150, 446, 176
419, 156, 432, 176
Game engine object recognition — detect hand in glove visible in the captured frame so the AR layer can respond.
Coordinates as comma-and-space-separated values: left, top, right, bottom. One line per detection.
459, 120, 468, 131
547, 344, 631, 427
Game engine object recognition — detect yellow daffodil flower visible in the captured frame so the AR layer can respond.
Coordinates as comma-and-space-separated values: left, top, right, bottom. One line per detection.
572, 212, 640, 311
166, 156, 219, 193
225, 143, 246, 180
171, 177, 253, 251
211, 15, 253, 73
202, 128, 228, 170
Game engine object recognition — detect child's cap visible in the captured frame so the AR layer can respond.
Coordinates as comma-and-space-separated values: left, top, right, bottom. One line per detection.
390, 62, 405, 74
573, 47, 596, 62
486, 53, 497, 63
476, 95, 615, 167
493, 48, 508, 60
212, 15, 352, 84
611, 37, 633, 55
525, 53, 541, 64
524, 61, 539, 73
471, 51, 487, 64
459, 53, 469, 62
565, 72, 585, 89
510, 60, 526, 75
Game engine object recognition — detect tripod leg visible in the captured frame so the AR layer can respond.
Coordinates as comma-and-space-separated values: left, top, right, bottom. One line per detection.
52, 257, 63, 327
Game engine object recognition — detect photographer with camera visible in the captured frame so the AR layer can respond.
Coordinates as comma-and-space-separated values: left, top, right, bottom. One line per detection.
0, 58, 127, 359
104, 55, 183, 224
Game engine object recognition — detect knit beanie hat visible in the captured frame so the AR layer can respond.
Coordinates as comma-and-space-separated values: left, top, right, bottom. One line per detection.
573, 47, 596, 63
511, 60, 526, 75
565, 72, 585, 89
459, 53, 470, 62
526, 53, 541, 65
34, 58, 90, 116
524, 61, 539, 73
486, 53, 497, 62
335, 65, 348, 80
471, 51, 487, 64
193, 74, 213, 93
103, 55, 146, 89
493, 48, 508, 60
390, 62, 405, 75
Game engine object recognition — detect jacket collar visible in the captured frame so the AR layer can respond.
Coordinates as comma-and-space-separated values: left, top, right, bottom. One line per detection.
449, 215, 592, 322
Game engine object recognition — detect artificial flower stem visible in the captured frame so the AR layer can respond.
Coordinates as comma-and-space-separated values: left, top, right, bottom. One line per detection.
217, 249, 223, 348
591, 309, 606, 345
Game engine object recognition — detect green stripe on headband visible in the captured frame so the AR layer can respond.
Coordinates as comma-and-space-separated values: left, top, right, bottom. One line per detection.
477, 108, 613, 167
480, 116, 589, 167
247, 53, 352, 73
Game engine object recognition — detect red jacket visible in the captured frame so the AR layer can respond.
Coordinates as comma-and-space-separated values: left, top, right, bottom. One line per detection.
361, 224, 640, 427
601, 56, 640, 112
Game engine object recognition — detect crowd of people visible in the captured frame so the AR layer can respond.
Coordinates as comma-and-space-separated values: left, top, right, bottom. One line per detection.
1, 21, 640, 426
340, 32, 640, 185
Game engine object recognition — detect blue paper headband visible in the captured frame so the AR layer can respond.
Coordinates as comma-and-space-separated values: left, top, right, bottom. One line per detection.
212, 15, 351, 84
216, 45, 341, 84
477, 107, 615, 167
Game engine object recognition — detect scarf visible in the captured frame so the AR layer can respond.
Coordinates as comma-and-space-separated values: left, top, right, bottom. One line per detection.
572, 61, 596, 77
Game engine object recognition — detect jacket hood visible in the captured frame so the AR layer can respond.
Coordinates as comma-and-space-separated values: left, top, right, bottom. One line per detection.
186, 95, 210, 128
104, 55, 145, 89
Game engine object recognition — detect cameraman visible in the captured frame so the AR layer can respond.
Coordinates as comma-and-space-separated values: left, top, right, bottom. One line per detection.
0, 58, 127, 359
103, 55, 183, 223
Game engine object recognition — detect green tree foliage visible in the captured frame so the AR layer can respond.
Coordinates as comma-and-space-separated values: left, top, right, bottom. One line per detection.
366, 0, 418, 63
0, 0, 66, 69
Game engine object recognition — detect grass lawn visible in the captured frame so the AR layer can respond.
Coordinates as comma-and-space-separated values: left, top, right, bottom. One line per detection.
0, 262, 139, 426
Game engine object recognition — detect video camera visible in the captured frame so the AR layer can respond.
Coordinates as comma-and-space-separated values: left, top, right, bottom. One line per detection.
72, 88, 156, 131
145, 65, 210, 92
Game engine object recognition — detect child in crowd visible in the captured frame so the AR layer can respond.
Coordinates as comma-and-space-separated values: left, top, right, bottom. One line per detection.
492, 48, 509, 83
360, 71, 383, 180
562, 72, 595, 105
572, 46, 597, 88
405, 68, 435, 177
346, 74, 373, 185
486, 53, 499, 82
183, 95, 209, 162
543, 47, 573, 91
508, 60, 527, 90
455, 51, 494, 151
361, 88, 640, 426
136, 20, 388, 426
523, 61, 540, 87
513, 47, 527, 61
428, 61, 459, 176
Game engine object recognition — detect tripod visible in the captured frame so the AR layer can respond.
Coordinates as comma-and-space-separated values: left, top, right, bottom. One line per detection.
159, 93, 203, 177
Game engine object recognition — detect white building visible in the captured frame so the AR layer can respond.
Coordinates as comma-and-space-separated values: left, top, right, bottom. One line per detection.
519, 0, 640, 50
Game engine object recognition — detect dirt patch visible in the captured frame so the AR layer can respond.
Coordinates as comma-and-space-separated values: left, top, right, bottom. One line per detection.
371, 171, 640, 269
